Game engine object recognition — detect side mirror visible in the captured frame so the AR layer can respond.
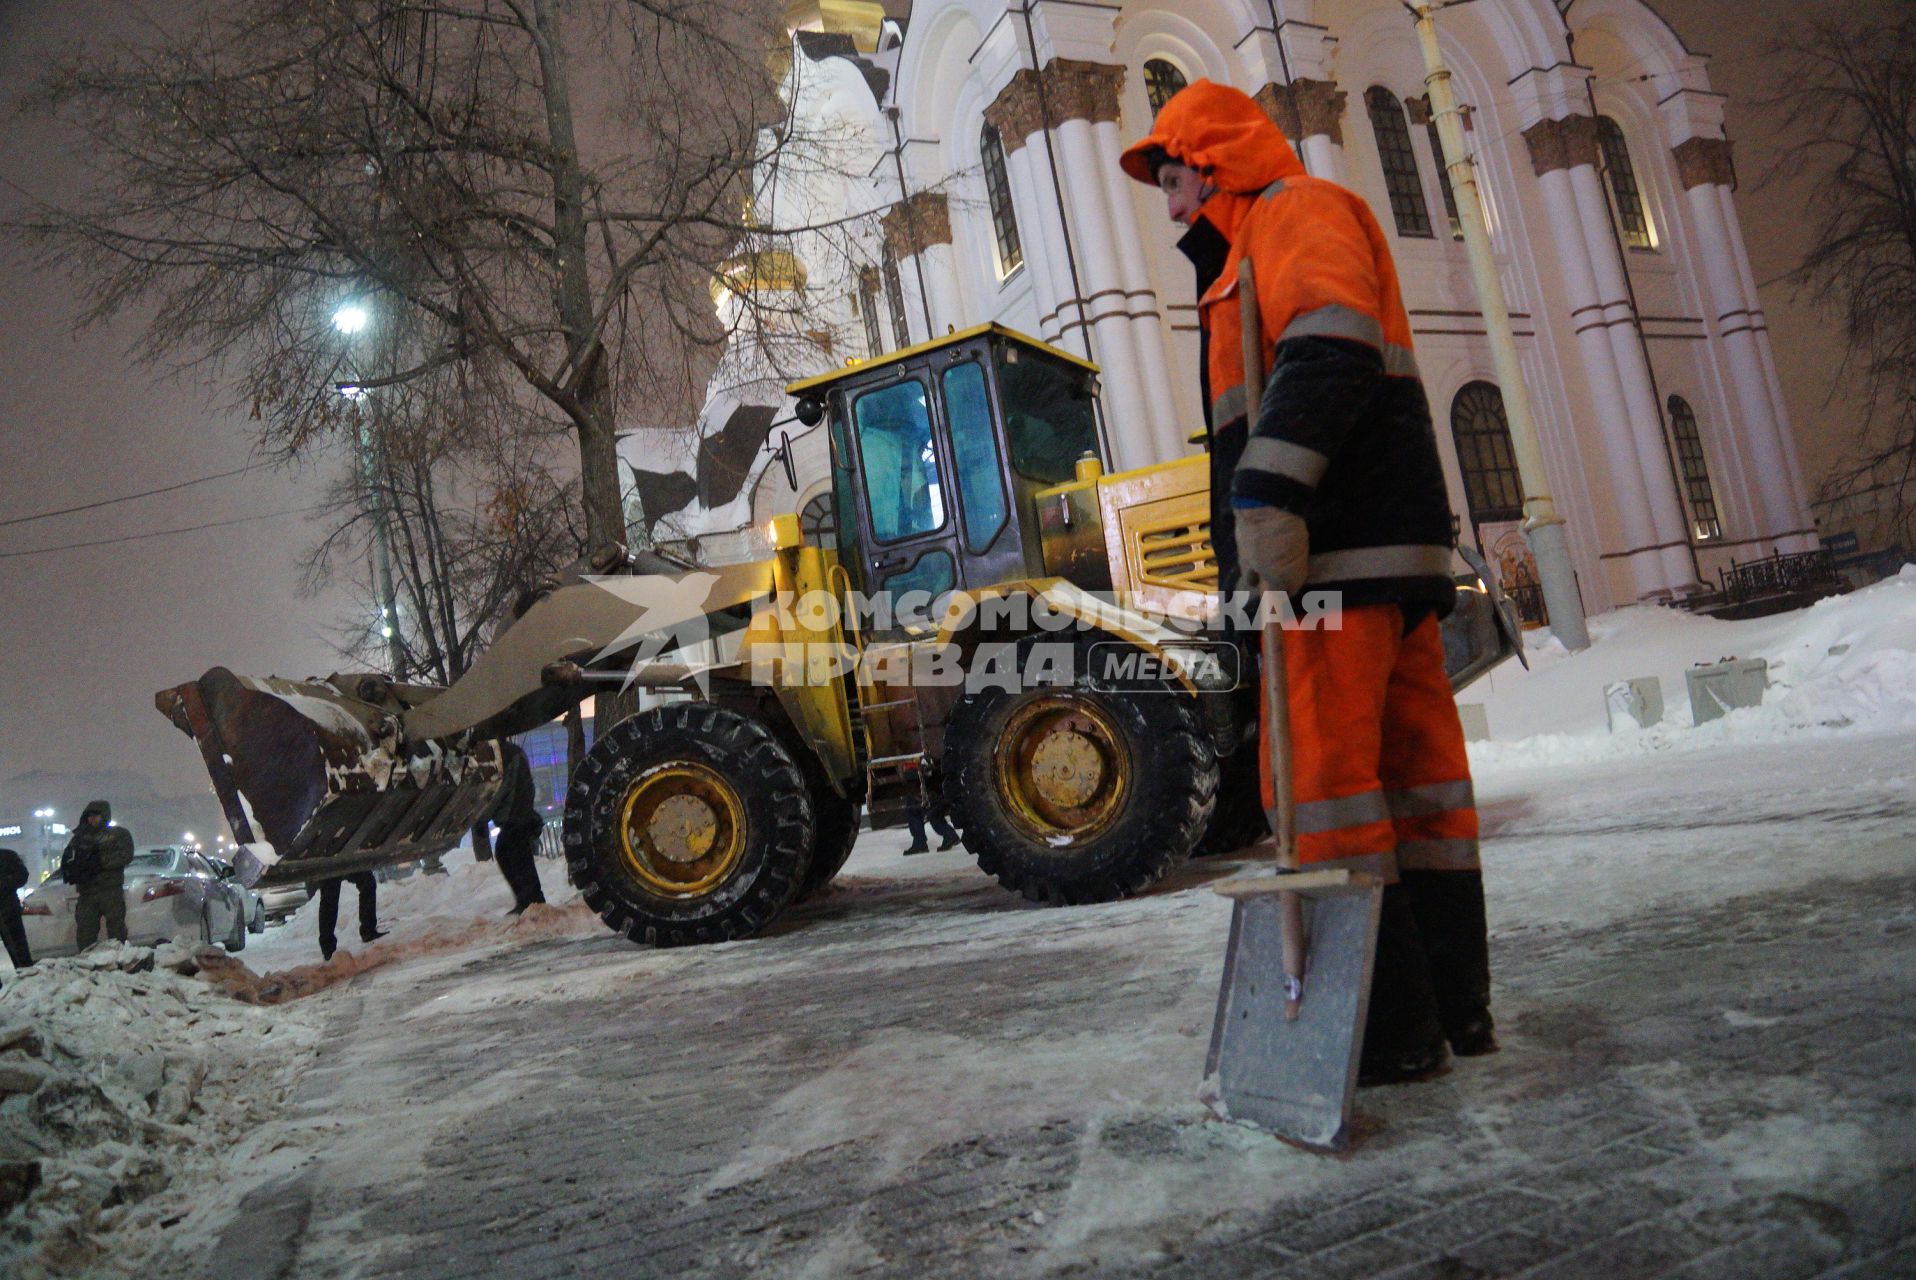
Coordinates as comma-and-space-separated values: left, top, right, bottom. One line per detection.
777, 430, 798, 491
793, 396, 825, 427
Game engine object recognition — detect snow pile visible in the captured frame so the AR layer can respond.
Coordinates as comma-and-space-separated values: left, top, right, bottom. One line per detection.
1469, 567, 1916, 770
0, 942, 323, 1280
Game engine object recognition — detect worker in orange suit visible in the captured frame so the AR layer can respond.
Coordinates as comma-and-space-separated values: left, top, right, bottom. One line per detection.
1122, 79, 1493, 1084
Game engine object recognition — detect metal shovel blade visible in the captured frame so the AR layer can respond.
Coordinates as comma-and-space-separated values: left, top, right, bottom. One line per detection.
1202, 875, 1383, 1150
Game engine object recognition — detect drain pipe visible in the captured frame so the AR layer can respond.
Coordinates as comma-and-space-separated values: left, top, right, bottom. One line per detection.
1412, 2, 1590, 649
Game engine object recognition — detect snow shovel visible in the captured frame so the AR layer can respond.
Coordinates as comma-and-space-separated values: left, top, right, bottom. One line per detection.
1199, 258, 1384, 1152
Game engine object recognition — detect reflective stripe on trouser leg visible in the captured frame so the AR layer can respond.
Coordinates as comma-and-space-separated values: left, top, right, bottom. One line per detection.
1264, 604, 1410, 866
1379, 613, 1480, 871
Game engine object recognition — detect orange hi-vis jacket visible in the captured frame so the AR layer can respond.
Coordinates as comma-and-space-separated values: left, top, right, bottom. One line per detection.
1122, 80, 1457, 612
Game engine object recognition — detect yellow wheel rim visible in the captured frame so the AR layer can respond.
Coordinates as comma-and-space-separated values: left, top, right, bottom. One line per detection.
615, 762, 748, 897
995, 695, 1130, 844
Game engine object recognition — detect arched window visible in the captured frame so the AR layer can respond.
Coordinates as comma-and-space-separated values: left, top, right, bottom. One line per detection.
1143, 58, 1188, 117
799, 490, 837, 550
1667, 396, 1721, 541
1598, 117, 1654, 250
881, 250, 910, 349
1450, 382, 1523, 524
1365, 87, 1433, 238
980, 123, 1023, 277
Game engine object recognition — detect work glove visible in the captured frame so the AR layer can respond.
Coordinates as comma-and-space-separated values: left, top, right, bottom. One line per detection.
1233, 501, 1309, 598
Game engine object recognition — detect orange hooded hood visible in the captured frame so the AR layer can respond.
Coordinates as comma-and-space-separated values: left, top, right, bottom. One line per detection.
1119, 79, 1305, 194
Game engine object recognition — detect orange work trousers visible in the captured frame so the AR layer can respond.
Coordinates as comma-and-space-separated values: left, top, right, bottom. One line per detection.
1260, 603, 1479, 877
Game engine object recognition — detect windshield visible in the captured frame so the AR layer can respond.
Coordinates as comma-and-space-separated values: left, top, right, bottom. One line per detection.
129, 849, 185, 876
853, 378, 946, 542
995, 346, 1100, 484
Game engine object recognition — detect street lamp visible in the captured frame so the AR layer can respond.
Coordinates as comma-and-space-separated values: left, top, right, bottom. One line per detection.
332, 298, 405, 677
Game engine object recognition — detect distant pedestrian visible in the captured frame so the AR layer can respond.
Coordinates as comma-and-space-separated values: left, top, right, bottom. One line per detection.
60, 800, 134, 948
315, 872, 387, 961
473, 741, 547, 916
903, 776, 959, 856
0, 847, 33, 978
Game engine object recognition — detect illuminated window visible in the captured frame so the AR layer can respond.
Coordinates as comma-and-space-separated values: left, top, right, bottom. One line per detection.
1667, 396, 1721, 541
1451, 382, 1523, 524
1143, 58, 1188, 117
1598, 117, 1655, 250
1366, 87, 1433, 239
981, 124, 1023, 277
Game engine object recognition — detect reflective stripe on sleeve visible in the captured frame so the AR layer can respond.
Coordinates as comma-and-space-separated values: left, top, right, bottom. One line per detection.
1211, 384, 1248, 427
1240, 435, 1330, 488
1280, 303, 1385, 348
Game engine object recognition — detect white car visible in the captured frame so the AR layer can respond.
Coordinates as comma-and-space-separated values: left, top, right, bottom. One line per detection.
21, 846, 253, 958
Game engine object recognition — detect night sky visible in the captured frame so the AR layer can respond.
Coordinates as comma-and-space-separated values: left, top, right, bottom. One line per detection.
0, 0, 1870, 810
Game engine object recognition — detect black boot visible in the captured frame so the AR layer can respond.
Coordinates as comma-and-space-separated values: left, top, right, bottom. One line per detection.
1358, 883, 1451, 1086
1402, 870, 1497, 1056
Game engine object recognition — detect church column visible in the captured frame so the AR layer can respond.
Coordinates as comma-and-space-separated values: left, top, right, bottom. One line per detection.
987, 60, 1166, 471
1672, 136, 1816, 550
1522, 114, 1668, 600
1254, 78, 1349, 184
985, 83, 1072, 348
1527, 112, 1696, 595
879, 192, 962, 338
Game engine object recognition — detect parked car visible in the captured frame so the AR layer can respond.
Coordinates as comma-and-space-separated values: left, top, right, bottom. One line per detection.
254, 881, 315, 925
20, 845, 252, 957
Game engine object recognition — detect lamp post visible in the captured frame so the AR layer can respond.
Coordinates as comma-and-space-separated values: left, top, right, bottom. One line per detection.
1411, 3, 1591, 650
33, 807, 57, 882
334, 302, 407, 677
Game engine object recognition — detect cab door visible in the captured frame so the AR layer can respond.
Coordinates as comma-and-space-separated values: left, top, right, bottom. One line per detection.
843, 373, 965, 634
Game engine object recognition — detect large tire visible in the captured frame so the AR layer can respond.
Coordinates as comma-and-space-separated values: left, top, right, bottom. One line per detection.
1194, 743, 1270, 857
796, 786, 862, 900
943, 631, 1218, 905
564, 703, 815, 947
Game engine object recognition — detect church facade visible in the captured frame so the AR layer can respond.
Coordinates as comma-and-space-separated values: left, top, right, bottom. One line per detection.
619, 0, 1814, 617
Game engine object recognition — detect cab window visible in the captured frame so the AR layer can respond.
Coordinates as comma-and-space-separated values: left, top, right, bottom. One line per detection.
995, 347, 1100, 484
853, 379, 946, 543
942, 361, 1009, 553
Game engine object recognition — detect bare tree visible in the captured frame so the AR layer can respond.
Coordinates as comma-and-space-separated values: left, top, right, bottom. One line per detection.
1770, 9, 1916, 549
9, 0, 803, 552
305, 378, 585, 685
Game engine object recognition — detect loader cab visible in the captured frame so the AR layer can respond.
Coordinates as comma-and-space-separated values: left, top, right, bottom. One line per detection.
788, 324, 1103, 635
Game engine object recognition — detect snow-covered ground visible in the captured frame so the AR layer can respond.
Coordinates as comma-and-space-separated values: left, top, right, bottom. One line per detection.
1466, 564, 1916, 766
5, 571, 1914, 1278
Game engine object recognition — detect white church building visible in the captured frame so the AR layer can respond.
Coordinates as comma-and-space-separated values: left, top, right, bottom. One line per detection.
617, 0, 1815, 617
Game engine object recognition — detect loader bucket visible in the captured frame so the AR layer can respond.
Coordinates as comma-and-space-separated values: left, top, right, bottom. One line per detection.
156, 667, 504, 887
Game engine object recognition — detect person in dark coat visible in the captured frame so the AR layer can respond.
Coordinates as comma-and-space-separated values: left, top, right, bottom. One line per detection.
315, 872, 386, 961
902, 772, 958, 857
473, 741, 547, 915
0, 847, 33, 978
61, 800, 135, 948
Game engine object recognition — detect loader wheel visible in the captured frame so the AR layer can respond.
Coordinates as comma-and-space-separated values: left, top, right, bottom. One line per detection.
944, 632, 1217, 905
1195, 743, 1270, 857
564, 703, 814, 947
796, 786, 862, 900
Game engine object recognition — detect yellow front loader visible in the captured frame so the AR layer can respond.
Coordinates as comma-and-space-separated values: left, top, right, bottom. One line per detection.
158, 325, 1519, 947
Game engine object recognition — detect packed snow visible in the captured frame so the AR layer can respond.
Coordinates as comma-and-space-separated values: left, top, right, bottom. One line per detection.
1466, 564, 1916, 768
0, 942, 324, 1280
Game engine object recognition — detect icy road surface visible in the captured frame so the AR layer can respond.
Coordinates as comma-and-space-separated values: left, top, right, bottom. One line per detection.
146, 727, 1914, 1280
31, 572, 1910, 1279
